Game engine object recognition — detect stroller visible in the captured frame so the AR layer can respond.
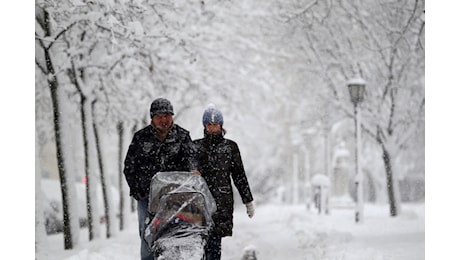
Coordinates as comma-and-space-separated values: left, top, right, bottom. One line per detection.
144, 171, 217, 260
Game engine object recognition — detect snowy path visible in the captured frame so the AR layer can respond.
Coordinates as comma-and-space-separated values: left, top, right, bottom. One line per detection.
37, 203, 424, 260
223, 203, 424, 260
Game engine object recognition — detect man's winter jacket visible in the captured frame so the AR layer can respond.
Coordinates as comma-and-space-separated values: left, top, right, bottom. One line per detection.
193, 132, 253, 237
124, 124, 198, 199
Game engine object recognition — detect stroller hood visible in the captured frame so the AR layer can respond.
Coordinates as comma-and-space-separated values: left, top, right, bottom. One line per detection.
147, 171, 217, 216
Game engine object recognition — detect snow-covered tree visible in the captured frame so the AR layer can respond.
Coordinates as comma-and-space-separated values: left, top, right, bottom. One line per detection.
36, 2, 425, 254
36, 4, 81, 249
277, 0, 425, 215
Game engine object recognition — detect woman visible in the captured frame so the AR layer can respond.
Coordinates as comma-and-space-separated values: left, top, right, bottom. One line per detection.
193, 104, 255, 260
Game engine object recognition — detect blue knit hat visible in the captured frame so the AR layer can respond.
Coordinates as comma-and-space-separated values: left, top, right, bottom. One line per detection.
202, 104, 224, 126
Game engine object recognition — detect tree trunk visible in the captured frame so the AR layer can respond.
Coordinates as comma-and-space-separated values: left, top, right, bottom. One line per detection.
67, 52, 100, 240
117, 121, 125, 231
92, 100, 111, 238
36, 7, 79, 249
130, 123, 139, 213
381, 144, 398, 217
78, 96, 95, 240
46, 51, 73, 250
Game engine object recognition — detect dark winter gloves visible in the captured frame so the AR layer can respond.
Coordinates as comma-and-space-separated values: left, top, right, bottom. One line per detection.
245, 202, 255, 218
133, 191, 148, 201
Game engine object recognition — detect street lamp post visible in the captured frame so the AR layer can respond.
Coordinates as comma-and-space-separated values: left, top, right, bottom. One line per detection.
347, 76, 366, 223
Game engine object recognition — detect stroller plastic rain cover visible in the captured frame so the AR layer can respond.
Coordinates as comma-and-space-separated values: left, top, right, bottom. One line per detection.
144, 171, 217, 259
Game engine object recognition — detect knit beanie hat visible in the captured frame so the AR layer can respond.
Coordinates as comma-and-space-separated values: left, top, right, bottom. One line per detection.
150, 98, 174, 118
202, 104, 224, 126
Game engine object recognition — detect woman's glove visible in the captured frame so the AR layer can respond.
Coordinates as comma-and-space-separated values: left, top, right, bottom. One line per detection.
245, 202, 255, 218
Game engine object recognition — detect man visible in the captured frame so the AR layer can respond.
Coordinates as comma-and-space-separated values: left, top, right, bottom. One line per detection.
123, 98, 199, 260
193, 104, 255, 260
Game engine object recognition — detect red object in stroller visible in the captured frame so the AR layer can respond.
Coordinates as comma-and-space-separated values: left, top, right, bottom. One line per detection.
144, 171, 217, 260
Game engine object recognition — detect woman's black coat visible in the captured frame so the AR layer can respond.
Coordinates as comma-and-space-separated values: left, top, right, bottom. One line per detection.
193, 133, 253, 237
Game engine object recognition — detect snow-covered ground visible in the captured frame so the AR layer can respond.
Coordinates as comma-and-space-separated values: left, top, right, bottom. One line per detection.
35, 202, 424, 260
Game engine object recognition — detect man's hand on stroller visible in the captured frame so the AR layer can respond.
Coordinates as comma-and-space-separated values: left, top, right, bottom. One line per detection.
133, 191, 148, 201
245, 202, 255, 218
